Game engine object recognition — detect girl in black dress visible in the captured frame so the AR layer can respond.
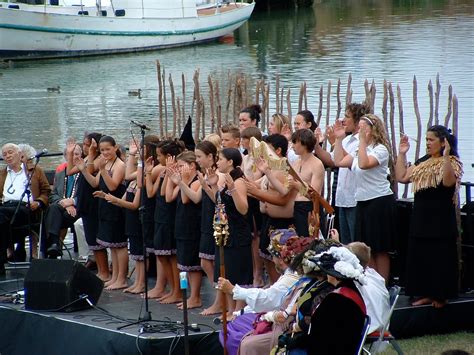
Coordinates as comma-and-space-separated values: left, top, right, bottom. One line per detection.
145, 140, 184, 304
67, 132, 110, 281
103, 179, 144, 294
210, 148, 253, 315
76, 136, 127, 290
167, 151, 203, 309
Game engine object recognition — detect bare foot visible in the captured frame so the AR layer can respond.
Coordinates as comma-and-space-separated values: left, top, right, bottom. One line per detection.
412, 297, 432, 306
106, 281, 129, 290
97, 273, 111, 282
178, 298, 202, 310
432, 300, 447, 309
130, 286, 145, 294
200, 304, 222, 316
157, 292, 172, 301
142, 287, 167, 299
159, 294, 182, 304
123, 286, 136, 293
104, 278, 117, 287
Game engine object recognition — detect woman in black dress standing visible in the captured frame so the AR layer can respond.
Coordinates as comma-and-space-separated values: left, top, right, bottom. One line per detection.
396, 125, 463, 308
210, 148, 253, 315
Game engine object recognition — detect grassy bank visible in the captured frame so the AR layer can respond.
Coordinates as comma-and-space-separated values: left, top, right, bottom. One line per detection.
380, 331, 474, 354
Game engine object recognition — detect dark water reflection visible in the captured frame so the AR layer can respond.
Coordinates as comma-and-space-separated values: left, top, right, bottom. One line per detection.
0, 0, 473, 187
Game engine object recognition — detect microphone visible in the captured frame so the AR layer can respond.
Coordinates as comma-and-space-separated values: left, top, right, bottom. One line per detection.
131, 120, 151, 130
28, 149, 48, 161
213, 317, 222, 325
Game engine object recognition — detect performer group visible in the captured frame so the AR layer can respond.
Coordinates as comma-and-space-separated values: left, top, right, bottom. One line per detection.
0, 101, 463, 354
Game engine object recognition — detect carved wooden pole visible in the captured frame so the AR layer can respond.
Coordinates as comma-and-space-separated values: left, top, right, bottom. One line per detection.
169, 73, 177, 137
413, 76, 422, 161
427, 79, 434, 129
444, 85, 453, 127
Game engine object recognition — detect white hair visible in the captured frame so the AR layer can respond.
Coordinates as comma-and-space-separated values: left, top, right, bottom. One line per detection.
18, 144, 37, 160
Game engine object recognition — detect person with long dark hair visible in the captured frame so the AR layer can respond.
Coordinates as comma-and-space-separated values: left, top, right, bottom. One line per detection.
239, 104, 262, 132
75, 135, 127, 290
210, 148, 253, 316
396, 125, 463, 308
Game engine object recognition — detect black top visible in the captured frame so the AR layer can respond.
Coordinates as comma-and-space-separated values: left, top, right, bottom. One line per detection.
200, 190, 215, 238
125, 187, 141, 237
174, 177, 201, 241
98, 175, 126, 222
75, 173, 98, 215
154, 177, 176, 224
219, 185, 251, 248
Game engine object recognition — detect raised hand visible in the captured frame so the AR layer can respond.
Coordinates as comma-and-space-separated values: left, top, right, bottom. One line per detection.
89, 138, 98, 157
398, 134, 410, 154
169, 168, 182, 185
281, 123, 292, 141
165, 156, 176, 169
443, 138, 451, 157
224, 173, 235, 191
66, 139, 76, 157
129, 139, 139, 156
315, 127, 326, 145
333, 120, 346, 139
255, 156, 270, 174
97, 155, 107, 170
144, 156, 154, 173
181, 164, 192, 183
324, 126, 335, 146
73, 156, 86, 171
206, 167, 219, 186
358, 121, 371, 143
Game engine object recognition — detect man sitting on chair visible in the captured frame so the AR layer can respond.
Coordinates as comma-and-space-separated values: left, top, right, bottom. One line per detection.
44, 144, 82, 258
0, 143, 50, 273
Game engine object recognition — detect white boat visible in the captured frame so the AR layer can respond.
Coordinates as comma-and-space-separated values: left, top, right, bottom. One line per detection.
0, 0, 255, 60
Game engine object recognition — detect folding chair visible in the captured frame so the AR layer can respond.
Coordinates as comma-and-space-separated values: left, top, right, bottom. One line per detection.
362, 285, 404, 355
356, 315, 371, 355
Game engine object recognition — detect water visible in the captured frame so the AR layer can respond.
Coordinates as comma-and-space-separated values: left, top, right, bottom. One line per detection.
0, 0, 473, 199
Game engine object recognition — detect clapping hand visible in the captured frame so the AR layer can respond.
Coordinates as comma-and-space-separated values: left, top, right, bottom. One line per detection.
333, 120, 346, 139
206, 168, 219, 187
358, 121, 371, 143
324, 126, 335, 146
224, 173, 235, 191
244, 179, 259, 195
66, 138, 76, 157
144, 156, 154, 173
73, 156, 86, 171
97, 155, 107, 170
129, 139, 139, 157
281, 123, 292, 141
255, 157, 269, 174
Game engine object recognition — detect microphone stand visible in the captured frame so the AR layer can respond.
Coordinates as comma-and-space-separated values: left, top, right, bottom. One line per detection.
180, 272, 190, 355
119, 121, 151, 330
10, 158, 41, 262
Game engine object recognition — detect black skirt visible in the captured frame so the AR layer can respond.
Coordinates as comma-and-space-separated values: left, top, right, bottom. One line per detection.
355, 194, 397, 253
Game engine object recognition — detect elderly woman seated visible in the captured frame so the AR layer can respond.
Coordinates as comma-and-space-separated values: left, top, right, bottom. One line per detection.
216, 229, 312, 355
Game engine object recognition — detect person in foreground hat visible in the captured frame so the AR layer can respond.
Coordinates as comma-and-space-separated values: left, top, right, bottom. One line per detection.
306, 246, 367, 355
216, 229, 311, 355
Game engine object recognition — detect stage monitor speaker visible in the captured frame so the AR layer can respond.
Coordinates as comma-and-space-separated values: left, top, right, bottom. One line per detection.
24, 259, 104, 312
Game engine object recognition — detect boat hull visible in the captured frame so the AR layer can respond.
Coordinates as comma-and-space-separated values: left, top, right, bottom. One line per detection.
0, 4, 254, 60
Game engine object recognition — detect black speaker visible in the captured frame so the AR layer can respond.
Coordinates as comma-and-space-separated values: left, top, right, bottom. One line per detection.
24, 259, 104, 312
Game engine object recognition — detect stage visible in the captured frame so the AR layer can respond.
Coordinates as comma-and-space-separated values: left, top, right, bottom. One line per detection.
1, 266, 473, 355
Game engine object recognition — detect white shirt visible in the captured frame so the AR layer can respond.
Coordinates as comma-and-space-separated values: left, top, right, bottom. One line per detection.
355, 268, 390, 333
350, 143, 393, 201
233, 268, 300, 313
3, 165, 31, 203
332, 133, 359, 207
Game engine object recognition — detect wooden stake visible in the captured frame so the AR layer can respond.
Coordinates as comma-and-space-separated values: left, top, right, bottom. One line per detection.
382, 80, 388, 129
177, 97, 182, 134
182, 73, 186, 132
216, 80, 222, 132
303, 81, 308, 110
346, 73, 352, 107
157, 60, 164, 137
298, 83, 304, 112
275, 74, 280, 114
413, 76, 422, 161
427, 79, 434, 130
369, 80, 376, 114
336, 78, 341, 119
225, 71, 232, 124
169, 73, 177, 137
444, 85, 453, 127
286, 88, 292, 121
324, 81, 331, 150
208, 75, 216, 133
162, 68, 168, 136
317, 85, 323, 127
435, 73, 441, 125
452, 94, 458, 136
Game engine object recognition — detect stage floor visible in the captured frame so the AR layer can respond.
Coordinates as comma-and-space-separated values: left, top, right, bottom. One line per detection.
1, 265, 474, 354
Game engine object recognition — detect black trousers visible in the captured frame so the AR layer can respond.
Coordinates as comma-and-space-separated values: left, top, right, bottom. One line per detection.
43, 203, 78, 249
0, 203, 33, 263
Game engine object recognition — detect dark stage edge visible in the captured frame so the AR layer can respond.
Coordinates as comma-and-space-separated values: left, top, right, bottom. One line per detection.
0, 267, 222, 355
1, 268, 474, 355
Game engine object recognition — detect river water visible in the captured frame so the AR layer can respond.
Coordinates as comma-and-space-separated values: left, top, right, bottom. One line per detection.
0, 0, 473, 199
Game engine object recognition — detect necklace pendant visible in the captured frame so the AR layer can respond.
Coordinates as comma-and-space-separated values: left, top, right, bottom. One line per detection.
7, 184, 15, 194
